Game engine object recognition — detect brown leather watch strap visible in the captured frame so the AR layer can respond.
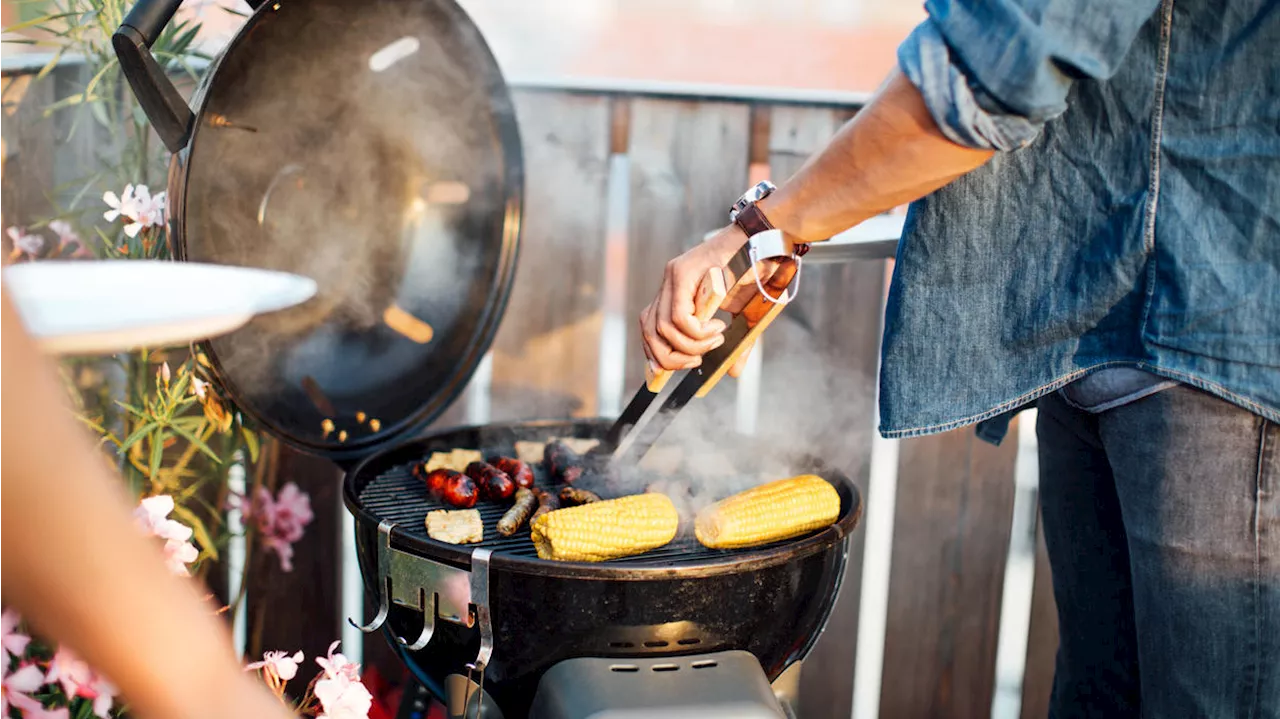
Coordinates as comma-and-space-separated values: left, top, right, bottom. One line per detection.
733, 203, 810, 256
733, 203, 774, 237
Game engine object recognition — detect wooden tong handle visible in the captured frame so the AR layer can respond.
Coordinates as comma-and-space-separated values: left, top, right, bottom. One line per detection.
645, 267, 728, 392
694, 259, 798, 398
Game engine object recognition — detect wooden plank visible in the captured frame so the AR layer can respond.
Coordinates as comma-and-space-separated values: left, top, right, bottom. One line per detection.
1, 71, 55, 230
483, 90, 612, 422
624, 97, 750, 397
879, 421, 1020, 719
757, 105, 884, 719
245, 444, 343, 695
1020, 510, 1059, 719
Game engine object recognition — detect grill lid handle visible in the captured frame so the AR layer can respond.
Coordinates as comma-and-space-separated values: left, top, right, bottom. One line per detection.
112, 0, 193, 153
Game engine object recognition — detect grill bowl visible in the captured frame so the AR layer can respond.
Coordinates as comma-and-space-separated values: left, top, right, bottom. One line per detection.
343, 418, 863, 716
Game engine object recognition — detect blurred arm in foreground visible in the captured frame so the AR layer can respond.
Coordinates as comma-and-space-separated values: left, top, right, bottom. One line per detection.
0, 289, 295, 719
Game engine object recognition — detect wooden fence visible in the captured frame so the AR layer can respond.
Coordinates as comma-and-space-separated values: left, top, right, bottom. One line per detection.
2, 59, 1059, 719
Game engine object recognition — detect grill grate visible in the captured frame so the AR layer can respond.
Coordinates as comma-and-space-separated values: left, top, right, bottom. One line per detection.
356, 450, 786, 566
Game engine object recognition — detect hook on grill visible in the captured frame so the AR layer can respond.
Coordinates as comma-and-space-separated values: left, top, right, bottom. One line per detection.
395, 587, 436, 651
348, 521, 396, 633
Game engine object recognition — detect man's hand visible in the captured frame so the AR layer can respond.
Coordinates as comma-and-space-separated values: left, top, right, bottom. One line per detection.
639, 225, 739, 373
639, 224, 787, 379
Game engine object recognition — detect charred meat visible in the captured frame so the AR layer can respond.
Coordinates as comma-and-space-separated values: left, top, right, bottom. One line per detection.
488, 456, 535, 489
544, 440, 587, 484
465, 461, 515, 501
558, 486, 601, 506
497, 488, 538, 536
440, 473, 479, 508
530, 487, 560, 521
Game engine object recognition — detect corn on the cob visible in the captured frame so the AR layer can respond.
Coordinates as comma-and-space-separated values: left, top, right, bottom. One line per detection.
530, 492, 678, 562
695, 475, 839, 550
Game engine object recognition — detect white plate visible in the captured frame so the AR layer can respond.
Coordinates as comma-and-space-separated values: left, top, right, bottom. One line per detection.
2, 260, 317, 356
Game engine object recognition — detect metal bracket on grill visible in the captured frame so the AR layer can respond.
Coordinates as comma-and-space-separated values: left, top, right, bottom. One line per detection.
349, 521, 494, 667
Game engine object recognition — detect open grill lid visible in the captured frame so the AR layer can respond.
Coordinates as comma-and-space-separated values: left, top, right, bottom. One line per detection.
165, 0, 523, 461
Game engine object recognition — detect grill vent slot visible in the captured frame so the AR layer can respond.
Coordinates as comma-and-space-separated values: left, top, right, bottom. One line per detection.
677, 638, 701, 646
652, 664, 679, 672
691, 660, 718, 669
610, 665, 639, 673
643, 640, 668, 648
609, 641, 635, 649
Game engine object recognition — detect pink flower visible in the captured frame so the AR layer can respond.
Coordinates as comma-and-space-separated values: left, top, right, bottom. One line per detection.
20, 703, 70, 719
3, 662, 47, 715
44, 647, 94, 695
103, 184, 165, 238
48, 220, 76, 243
314, 672, 373, 719
247, 483, 314, 572
85, 675, 117, 711
2, 610, 31, 665
133, 495, 200, 576
316, 641, 361, 682
6, 226, 45, 256
245, 650, 303, 685
103, 185, 140, 228
45, 649, 116, 718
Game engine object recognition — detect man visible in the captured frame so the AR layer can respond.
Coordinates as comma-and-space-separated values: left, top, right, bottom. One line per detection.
1, 289, 296, 719
640, 0, 1278, 716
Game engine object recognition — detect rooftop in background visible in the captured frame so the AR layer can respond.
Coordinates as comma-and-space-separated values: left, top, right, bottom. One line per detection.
3, 0, 921, 95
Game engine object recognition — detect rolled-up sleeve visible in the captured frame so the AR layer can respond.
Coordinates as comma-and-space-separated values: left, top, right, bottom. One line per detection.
897, 0, 1163, 152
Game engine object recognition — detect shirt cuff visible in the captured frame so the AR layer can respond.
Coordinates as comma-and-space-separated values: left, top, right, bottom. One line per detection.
896, 19, 1046, 152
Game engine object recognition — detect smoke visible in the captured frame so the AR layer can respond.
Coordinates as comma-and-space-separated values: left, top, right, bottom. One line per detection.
590, 337, 877, 531
176, 0, 512, 437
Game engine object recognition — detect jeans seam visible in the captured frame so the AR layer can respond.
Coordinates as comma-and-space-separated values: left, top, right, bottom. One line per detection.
1138, 0, 1175, 341
1254, 420, 1272, 719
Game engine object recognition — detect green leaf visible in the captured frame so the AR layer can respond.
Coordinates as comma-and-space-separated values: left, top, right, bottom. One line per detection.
241, 426, 261, 464
42, 92, 102, 116
34, 46, 65, 83
148, 428, 164, 480
170, 503, 219, 562
82, 56, 116, 96
2, 10, 78, 33
171, 423, 221, 464
170, 371, 191, 403
120, 420, 158, 454
114, 400, 147, 419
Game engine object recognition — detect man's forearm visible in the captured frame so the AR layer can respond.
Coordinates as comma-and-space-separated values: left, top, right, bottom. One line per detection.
745, 67, 995, 246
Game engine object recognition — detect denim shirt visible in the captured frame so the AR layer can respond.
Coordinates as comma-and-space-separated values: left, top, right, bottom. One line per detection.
880, 0, 1280, 444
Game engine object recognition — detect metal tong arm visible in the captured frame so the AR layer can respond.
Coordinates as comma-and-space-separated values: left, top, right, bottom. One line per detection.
605, 235, 802, 465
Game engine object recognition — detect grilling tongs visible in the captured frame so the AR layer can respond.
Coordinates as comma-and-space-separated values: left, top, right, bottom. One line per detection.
602, 229, 807, 466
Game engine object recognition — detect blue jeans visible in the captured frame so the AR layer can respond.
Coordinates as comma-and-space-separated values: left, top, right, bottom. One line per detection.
1036, 385, 1279, 717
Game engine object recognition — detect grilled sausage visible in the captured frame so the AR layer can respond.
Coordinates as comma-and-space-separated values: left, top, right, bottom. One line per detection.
440, 473, 479, 509
497, 488, 538, 536
420, 468, 460, 500
465, 461, 515, 502
530, 487, 560, 521
544, 441, 586, 484
558, 486, 601, 506
488, 456, 535, 489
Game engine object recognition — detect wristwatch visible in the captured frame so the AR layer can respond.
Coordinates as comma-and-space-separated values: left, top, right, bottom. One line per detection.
729, 181, 808, 257
726, 181, 805, 304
